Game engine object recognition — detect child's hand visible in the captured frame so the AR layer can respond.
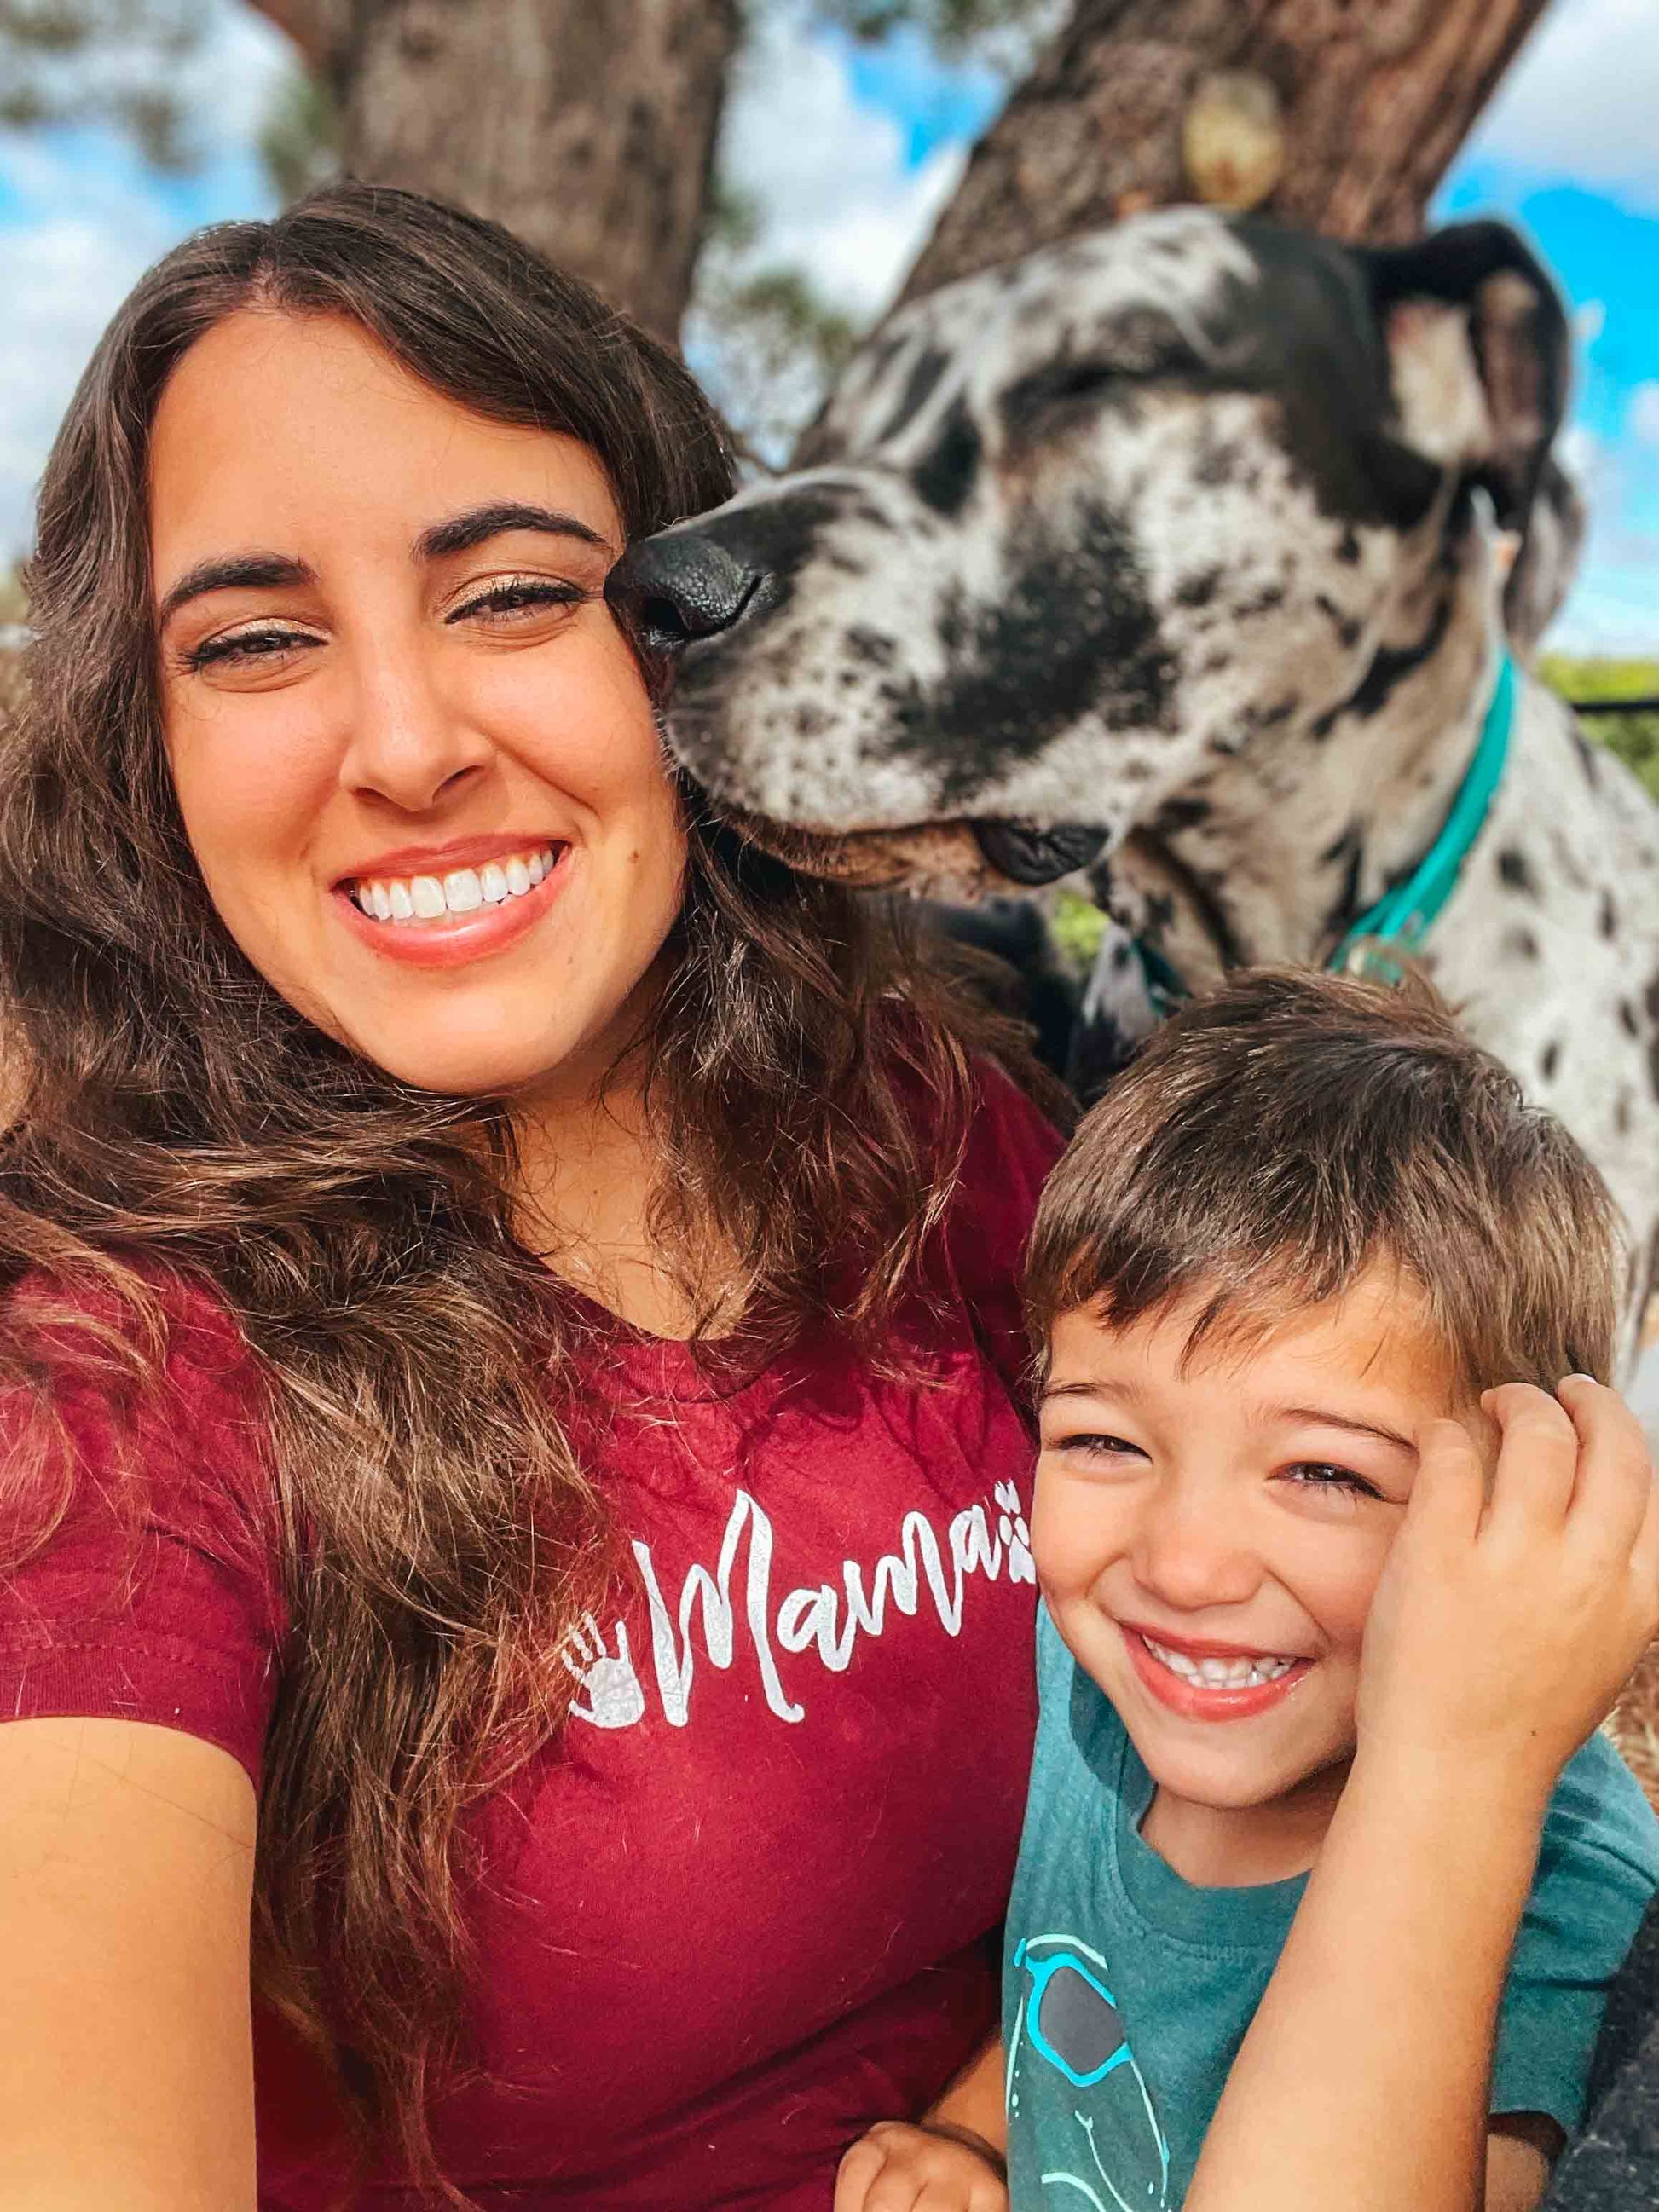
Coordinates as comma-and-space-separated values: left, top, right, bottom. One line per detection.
835, 2119, 1009, 2212
1356, 1377, 1659, 1805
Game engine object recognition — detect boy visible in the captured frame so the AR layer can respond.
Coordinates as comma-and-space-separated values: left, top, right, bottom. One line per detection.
837, 967, 1659, 2212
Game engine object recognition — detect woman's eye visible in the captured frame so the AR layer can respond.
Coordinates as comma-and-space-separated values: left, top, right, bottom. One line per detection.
182, 624, 318, 673
449, 578, 589, 624
1281, 1462, 1384, 1502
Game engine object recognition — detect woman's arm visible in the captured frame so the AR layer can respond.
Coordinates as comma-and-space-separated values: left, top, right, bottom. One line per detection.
0, 1715, 258, 2211
1185, 1379, 1659, 2212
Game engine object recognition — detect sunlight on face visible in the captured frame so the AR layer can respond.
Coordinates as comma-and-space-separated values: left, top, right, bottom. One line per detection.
150, 309, 687, 1101
1033, 1264, 1469, 1823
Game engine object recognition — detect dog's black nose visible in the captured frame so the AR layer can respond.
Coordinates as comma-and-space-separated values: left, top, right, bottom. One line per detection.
606, 531, 770, 656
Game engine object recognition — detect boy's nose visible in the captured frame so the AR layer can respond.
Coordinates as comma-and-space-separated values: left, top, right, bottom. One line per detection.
1130, 1485, 1262, 1613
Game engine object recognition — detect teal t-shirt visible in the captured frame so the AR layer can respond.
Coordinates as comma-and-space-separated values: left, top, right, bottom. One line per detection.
1003, 1605, 1659, 2212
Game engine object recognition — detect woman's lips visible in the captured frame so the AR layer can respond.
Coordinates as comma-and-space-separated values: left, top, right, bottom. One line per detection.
333, 845, 571, 971
1121, 1625, 1314, 1723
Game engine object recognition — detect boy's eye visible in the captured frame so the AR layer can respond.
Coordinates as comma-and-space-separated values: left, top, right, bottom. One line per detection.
1281, 1461, 1384, 1502
1053, 1431, 1147, 1464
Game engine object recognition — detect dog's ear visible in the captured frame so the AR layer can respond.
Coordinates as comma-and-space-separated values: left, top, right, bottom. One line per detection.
1361, 219, 1570, 536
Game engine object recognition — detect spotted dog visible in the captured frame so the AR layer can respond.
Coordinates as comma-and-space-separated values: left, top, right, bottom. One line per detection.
609, 209, 1659, 1349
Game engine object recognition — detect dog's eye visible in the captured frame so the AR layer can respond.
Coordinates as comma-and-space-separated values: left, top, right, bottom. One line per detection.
1002, 361, 1119, 436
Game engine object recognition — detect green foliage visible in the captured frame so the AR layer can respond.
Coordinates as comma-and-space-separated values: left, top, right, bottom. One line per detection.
1540, 655, 1659, 802
1049, 887, 1107, 973
0, 0, 206, 170
806, 0, 1057, 56
686, 182, 863, 465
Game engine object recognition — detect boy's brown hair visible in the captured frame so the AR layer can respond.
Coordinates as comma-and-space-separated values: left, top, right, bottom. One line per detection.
1026, 967, 1621, 1395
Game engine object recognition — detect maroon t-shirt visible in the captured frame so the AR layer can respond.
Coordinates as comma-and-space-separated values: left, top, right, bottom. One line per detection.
0, 1067, 1061, 2209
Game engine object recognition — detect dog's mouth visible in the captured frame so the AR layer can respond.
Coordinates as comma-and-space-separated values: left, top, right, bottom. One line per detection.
971, 821, 1108, 885
713, 806, 1106, 892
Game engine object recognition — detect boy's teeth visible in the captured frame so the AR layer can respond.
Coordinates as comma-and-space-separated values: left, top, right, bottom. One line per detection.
353, 846, 558, 922
1142, 1634, 1298, 1690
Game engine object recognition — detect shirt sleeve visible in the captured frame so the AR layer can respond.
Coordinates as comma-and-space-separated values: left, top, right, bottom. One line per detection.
1492, 1732, 1659, 2134
0, 1279, 287, 1789
945, 1061, 1067, 1414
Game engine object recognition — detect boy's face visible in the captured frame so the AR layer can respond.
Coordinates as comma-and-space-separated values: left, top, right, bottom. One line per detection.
1033, 1264, 1470, 1814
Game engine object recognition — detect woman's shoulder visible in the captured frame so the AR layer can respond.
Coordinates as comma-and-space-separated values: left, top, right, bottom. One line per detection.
0, 1261, 286, 1787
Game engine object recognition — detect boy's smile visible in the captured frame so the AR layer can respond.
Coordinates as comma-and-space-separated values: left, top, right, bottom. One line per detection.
1033, 1264, 1471, 1882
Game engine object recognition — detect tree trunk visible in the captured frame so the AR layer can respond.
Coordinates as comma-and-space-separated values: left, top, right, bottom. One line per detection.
899, 0, 1551, 304
253, 0, 741, 340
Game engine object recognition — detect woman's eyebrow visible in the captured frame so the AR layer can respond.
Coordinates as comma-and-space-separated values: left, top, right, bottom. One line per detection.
414, 502, 613, 561
157, 552, 314, 625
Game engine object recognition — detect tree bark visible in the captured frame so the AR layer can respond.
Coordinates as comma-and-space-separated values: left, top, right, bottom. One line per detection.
251, 0, 741, 341
899, 0, 1551, 304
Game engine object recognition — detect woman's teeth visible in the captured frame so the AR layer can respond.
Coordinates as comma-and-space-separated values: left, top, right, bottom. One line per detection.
1142, 1634, 1298, 1690
352, 846, 558, 923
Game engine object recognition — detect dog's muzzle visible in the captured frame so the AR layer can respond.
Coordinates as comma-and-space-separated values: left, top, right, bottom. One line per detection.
610, 521, 1108, 891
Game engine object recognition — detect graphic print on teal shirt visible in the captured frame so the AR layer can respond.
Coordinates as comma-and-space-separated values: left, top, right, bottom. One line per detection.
1003, 1606, 1659, 2211
1007, 1930, 1171, 2210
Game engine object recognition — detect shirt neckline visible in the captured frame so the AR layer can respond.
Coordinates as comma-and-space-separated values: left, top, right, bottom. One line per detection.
1102, 1685, 1310, 1952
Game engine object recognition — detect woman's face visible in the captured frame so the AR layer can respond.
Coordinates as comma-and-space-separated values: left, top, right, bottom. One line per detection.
150, 309, 687, 1100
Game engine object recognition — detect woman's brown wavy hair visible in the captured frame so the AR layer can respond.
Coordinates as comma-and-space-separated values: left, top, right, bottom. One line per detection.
0, 183, 1043, 2197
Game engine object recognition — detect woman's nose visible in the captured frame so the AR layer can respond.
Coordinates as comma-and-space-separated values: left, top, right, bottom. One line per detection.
337, 641, 492, 812
1130, 1479, 1262, 1614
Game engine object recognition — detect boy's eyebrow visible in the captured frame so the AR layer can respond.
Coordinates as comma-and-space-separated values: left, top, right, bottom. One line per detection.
1269, 1406, 1417, 1453
1040, 1377, 1136, 1405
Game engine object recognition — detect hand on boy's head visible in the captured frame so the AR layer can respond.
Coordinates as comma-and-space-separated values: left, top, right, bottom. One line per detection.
1355, 1375, 1659, 1805
835, 2121, 1008, 2212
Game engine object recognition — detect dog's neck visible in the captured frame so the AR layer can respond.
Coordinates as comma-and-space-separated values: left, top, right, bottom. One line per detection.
1102, 513, 1505, 984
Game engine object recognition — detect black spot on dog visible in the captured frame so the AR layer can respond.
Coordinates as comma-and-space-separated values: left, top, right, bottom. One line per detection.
1505, 926, 1540, 963
1315, 592, 1362, 650
878, 500, 1176, 808
794, 702, 830, 739
912, 398, 983, 517
852, 500, 894, 532
1309, 583, 1454, 737
1235, 582, 1286, 618
1194, 439, 1239, 488
878, 345, 951, 443
1336, 526, 1361, 565
1175, 566, 1223, 609
1600, 890, 1619, 939
1151, 794, 1211, 835
1240, 696, 1298, 735
1540, 1039, 1560, 1082
1622, 999, 1640, 1038
1497, 846, 1539, 898
1617, 1093, 1633, 1137
845, 627, 898, 669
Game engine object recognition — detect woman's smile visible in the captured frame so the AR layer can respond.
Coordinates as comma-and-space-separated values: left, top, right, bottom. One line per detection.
334, 835, 569, 970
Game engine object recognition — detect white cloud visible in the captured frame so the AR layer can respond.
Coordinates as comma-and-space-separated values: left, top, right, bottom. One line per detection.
0, 199, 175, 553
1465, 0, 1659, 209
717, 9, 963, 320
1629, 383, 1659, 449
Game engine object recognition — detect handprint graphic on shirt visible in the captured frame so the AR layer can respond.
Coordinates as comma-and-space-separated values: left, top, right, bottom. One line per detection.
995, 1481, 1036, 1583
561, 1613, 647, 1730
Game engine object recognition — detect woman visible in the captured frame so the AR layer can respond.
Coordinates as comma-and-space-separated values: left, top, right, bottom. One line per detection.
0, 186, 1062, 2209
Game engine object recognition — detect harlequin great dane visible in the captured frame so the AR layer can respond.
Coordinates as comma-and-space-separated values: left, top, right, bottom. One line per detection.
608, 208, 1659, 1355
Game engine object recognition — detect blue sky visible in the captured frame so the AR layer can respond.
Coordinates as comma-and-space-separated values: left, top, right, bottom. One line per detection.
0, 0, 1654, 653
